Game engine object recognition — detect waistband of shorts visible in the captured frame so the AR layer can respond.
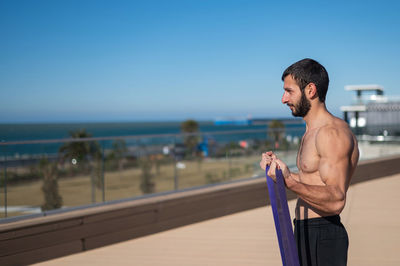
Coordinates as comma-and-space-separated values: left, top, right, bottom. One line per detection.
293, 215, 341, 226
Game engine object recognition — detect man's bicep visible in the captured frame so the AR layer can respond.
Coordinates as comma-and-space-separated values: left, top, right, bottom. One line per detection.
319, 156, 349, 189
317, 128, 353, 187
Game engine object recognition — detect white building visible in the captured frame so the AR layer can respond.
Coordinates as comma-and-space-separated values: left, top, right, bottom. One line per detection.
340, 85, 400, 136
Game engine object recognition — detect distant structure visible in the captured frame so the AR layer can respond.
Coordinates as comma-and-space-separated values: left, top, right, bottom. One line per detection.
214, 117, 251, 126
340, 84, 400, 136
214, 117, 304, 126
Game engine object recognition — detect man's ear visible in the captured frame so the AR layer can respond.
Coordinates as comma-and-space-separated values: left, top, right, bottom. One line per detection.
306, 83, 318, 100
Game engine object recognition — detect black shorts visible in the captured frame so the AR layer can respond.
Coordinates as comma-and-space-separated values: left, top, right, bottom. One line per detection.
294, 215, 348, 266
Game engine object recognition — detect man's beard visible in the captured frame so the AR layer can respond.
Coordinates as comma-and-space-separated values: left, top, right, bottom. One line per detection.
290, 91, 311, 117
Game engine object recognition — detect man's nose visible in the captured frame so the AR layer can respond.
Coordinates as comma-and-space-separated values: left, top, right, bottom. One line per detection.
281, 92, 288, 104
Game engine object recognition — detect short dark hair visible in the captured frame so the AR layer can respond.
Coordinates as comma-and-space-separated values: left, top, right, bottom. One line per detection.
281, 58, 329, 102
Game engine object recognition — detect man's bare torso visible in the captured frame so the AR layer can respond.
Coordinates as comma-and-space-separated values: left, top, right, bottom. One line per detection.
295, 116, 359, 220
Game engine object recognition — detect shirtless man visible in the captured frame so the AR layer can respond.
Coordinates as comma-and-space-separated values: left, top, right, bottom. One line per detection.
260, 58, 359, 266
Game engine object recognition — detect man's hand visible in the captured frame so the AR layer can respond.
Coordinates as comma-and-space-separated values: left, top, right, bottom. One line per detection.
260, 151, 296, 188
260, 151, 275, 169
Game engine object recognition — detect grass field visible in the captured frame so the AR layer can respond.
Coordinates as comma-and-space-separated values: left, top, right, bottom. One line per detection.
1, 151, 297, 219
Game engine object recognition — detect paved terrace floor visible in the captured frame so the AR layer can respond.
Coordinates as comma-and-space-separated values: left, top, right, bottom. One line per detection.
36, 173, 400, 266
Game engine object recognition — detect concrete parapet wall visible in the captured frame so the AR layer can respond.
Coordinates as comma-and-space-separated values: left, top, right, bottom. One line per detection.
1, 155, 400, 265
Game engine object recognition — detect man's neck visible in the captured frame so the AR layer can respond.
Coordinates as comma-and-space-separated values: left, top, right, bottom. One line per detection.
303, 102, 331, 130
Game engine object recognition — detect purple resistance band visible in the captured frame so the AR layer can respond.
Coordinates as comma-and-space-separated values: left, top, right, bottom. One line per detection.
266, 165, 300, 266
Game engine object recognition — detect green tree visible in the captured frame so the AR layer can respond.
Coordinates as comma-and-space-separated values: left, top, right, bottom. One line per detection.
59, 129, 101, 165
268, 120, 285, 149
58, 129, 102, 203
139, 156, 155, 194
181, 119, 199, 157
107, 139, 128, 170
39, 158, 63, 211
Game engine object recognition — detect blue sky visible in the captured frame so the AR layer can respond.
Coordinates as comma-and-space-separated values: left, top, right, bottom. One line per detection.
1, 0, 400, 123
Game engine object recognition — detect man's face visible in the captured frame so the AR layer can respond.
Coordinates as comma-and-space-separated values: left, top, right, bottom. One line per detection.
282, 75, 311, 117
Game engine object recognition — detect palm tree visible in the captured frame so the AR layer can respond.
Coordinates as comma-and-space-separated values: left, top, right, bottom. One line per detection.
181, 119, 199, 157
58, 129, 102, 203
39, 158, 63, 211
59, 129, 101, 165
139, 156, 155, 194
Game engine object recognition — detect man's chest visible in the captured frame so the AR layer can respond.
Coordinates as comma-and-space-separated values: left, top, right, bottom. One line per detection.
297, 132, 320, 174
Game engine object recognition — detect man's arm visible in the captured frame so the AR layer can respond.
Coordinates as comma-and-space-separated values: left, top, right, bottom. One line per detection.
275, 127, 355, 214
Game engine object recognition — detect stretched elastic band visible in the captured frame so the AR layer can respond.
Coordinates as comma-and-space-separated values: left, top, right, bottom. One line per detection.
266, 165, 300, 266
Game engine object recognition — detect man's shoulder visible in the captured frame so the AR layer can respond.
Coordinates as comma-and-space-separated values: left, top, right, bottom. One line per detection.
318, 116, 353, 138
315, 118, 355, 155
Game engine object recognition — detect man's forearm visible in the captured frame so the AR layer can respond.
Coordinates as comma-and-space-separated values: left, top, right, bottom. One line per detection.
287, 179, 345, 214
289, 172, 300, 182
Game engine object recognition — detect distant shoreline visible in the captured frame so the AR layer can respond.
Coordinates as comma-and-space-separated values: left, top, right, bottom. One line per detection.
0, 117, 299, 125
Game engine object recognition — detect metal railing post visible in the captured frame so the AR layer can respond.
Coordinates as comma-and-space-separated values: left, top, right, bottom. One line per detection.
227, 149, 232, 179
90, 148, 96, 204
101, 141, 105, 202
174, 136, 178, 190
3, 148, 7, 218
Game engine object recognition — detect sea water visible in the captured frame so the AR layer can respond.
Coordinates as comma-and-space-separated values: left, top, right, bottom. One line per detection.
0, 121, 305, 158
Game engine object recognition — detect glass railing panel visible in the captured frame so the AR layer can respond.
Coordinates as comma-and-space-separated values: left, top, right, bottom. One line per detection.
102, 135, 178, 201
357, 136, 400, 161
1, 143, 56, 218
55, 140, 103, 208
138, 135, 177, 194
8, 125, 400, 223
103, 138, 143, 201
